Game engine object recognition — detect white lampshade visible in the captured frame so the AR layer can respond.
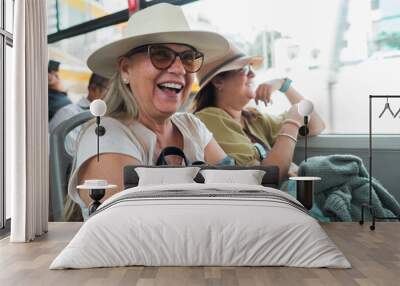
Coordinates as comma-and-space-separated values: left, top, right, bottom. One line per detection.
298, 99, 314, 116
90, 99, 107, 117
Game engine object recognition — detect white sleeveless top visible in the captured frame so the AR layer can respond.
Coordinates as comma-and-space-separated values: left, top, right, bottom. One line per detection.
68, 112, 213, 215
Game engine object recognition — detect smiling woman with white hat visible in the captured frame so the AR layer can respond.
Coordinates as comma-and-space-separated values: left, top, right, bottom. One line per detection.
193, 44, 326, 181
64, 3, 232, 221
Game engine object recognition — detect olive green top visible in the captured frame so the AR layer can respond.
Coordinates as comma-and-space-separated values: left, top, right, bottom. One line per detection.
195, 107, 288, 166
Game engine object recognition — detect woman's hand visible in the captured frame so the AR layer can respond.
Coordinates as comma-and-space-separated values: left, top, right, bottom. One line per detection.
255, 79, 285, 106
256, 78, 325, 136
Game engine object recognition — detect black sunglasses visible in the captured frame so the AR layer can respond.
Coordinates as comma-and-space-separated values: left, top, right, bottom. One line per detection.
124, 44, 205, 73
236, 64, 254, 76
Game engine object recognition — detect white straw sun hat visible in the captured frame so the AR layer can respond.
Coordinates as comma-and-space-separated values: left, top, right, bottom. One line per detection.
87, 3, 230, 78
197, 44, 263, 92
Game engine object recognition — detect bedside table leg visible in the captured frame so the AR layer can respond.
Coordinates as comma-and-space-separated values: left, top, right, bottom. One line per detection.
296, 181, 314, 210
88, 189, 105, 215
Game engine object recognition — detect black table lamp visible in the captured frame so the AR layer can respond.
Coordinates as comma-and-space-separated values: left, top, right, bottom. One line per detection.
298, 99, 314, 162
89, 99, 107, 162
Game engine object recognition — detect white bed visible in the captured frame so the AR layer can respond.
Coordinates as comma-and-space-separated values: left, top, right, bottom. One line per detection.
50, 183, 351, 269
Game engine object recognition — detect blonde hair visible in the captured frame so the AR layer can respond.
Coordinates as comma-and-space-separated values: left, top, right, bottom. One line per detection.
103, 71, 139, 122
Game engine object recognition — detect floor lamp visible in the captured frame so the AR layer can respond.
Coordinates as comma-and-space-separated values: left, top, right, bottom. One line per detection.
298, 99, 314, 162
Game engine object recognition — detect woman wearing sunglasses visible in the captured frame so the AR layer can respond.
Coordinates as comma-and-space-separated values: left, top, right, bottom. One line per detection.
64, 3, 231, 220
193, 44, 325, 181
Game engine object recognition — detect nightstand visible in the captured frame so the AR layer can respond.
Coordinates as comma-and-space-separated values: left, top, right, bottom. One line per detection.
77, 180, 117, 215
289, 176, 321, 210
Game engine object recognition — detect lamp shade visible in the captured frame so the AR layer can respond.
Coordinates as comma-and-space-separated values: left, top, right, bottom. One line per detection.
90, 99, 107, 117
298, 99, 314, 116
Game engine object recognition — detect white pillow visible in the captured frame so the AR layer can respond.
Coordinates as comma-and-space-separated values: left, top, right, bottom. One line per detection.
136, 167, 200, 186
200, 169, 266, 185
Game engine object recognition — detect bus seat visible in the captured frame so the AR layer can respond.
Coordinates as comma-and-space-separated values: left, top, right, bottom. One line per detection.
49, 111, 93, 221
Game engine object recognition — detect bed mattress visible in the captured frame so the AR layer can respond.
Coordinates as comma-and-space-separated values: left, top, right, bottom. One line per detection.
50, 183, 351, 269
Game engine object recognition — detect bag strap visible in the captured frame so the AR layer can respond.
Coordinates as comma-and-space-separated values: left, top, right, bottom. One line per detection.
156, 146, 190, 166
192, 160, 207, 166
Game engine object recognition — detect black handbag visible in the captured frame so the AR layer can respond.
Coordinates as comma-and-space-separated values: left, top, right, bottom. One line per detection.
156, 146, 205, 166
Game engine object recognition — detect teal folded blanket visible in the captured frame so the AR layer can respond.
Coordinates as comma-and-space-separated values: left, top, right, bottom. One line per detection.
298, 154, 400, 221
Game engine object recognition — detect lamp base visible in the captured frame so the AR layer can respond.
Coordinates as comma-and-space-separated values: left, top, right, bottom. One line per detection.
88, 188, 105, 215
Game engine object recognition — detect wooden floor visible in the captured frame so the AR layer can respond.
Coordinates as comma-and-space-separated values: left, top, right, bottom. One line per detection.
0, 222, 399, 286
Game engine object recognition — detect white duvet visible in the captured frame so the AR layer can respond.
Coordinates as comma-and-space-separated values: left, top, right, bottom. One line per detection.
50, 183, 351, 269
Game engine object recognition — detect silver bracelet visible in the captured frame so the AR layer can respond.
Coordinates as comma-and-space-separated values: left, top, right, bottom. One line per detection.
283, 119, 301, 129
278, 133, 298, 143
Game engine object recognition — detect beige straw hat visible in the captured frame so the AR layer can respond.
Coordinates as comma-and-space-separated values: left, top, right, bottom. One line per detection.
87, 3, 230, 78
197, 45, 263, 91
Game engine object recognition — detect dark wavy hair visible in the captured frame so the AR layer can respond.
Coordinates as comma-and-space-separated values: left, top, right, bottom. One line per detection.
191, 71, 230, 113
